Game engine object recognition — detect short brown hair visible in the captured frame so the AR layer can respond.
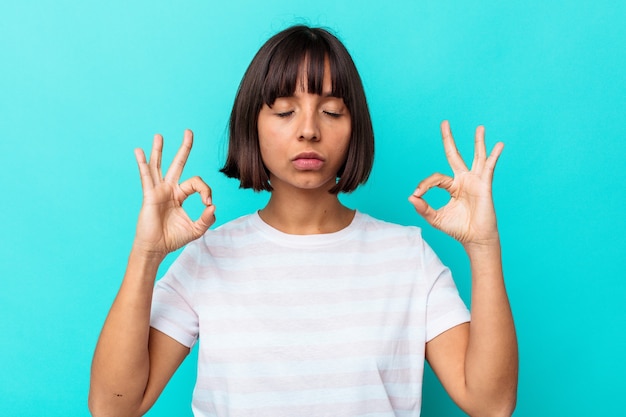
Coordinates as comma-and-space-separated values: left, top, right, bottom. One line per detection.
220, 25, 374, 194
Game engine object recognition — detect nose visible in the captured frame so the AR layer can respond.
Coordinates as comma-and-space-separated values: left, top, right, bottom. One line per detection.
298, 109, 320, 142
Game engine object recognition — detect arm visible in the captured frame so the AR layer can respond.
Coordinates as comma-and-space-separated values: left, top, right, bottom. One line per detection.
409, 121, 518, 417
89, 130, 216, 417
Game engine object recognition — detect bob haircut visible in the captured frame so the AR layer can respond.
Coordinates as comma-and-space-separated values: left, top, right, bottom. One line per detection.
220, 25, 374, 194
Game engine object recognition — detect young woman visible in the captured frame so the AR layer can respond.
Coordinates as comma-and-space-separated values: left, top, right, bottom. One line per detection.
89, 25, 517, 417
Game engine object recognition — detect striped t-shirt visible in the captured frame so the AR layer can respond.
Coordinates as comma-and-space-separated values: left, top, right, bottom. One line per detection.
150, 211, 470, 417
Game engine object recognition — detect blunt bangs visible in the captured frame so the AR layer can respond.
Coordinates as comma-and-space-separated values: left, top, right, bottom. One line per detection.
260, 31, 349, 106
221, 25, 374, 194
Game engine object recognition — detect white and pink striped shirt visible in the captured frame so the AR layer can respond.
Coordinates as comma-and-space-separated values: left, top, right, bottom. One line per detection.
151, 211, 470, 417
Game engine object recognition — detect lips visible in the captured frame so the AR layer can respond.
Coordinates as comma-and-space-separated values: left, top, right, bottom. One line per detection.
292, 152, 325, 170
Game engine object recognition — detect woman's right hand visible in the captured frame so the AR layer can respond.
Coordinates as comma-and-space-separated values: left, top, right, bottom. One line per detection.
132, 129, 216, 259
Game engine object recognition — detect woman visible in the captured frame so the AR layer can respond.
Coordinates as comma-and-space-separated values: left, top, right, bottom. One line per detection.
89, 25, 517, 417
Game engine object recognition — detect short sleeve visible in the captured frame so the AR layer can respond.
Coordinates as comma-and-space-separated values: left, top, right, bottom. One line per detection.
150, 243, 200, 348
421, 240, 471, 342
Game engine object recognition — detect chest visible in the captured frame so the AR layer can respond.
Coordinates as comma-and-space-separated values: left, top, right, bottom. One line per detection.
193, 256, 428, 366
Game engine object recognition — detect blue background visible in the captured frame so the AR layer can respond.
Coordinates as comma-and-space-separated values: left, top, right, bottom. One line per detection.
1, 1, 624, 416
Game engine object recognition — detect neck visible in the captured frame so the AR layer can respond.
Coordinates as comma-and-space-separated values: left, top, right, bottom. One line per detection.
259, 187, 354, 235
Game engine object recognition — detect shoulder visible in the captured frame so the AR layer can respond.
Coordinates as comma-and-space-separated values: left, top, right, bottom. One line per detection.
178, 213, 259, 258
355, 211, 424, 239
199, 213, 257, 241
351, 212, 430, 254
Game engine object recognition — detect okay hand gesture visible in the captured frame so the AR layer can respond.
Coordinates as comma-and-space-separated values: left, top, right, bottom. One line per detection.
133, 130, 216, 259
409, 121, 504, 249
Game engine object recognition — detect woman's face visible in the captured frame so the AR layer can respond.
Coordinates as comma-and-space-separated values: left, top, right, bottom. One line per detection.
257, 60, 351, 193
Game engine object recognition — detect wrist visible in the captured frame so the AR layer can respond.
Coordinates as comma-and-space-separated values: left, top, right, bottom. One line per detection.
121, 244, 165, 292
130, 241, 167, 264
463, 235, 502, 258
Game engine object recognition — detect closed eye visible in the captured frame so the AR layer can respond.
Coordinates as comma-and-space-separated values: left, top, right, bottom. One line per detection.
323, 111, 342, 118
276, 111, 294, 118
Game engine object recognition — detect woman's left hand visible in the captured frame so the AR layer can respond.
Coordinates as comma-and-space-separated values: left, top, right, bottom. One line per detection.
409, 120, 504, 249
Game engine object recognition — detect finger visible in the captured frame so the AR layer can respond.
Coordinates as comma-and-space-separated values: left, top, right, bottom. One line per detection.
471, 125, 487, 172
409, 173, 453, 226
408, 194, 438, 226
179, 176, 215, 237
134, 148, 154, 192
164, 129, 193, 183
411, 173, 454, 198
440, 120, 468, 173
193, 204, 217, 235
179, 176, 213, 205
148, 134, 164, 183
484, 141, 505, 179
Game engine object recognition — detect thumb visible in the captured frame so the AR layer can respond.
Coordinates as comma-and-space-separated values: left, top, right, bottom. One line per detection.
408, 194, 438, 226
193, 203, 216, 235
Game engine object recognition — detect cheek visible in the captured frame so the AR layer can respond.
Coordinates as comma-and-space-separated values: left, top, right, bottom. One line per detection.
258, 118, 290, 148
258, 131, 284, 169
258, 139, 275, 166
337, 126, 352, 156
257, 122, 276, 156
